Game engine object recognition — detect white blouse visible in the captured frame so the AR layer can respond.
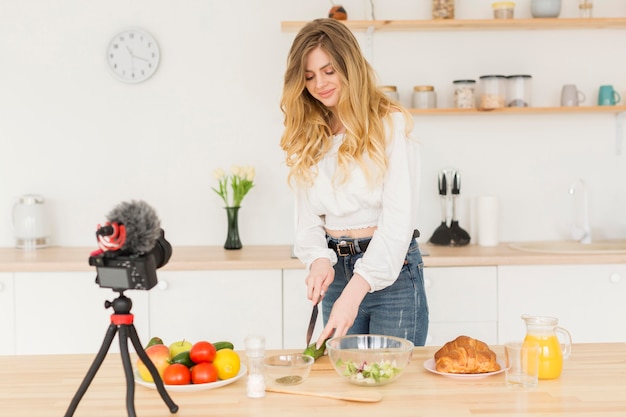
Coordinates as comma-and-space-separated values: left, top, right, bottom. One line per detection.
294, 112, 421, 292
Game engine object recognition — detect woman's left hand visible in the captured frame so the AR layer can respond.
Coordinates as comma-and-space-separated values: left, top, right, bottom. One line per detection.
316, 274, 370, 348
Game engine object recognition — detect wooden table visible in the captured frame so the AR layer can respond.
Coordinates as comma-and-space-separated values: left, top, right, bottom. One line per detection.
1, 344, 625, 417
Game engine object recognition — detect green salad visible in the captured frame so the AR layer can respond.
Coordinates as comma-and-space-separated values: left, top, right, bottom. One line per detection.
336, 358, 402, 384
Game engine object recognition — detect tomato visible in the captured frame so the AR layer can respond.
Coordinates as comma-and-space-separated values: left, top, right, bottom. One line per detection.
190, 341, 216, 364
191, 362, 218, 384
162, 363, 191, 385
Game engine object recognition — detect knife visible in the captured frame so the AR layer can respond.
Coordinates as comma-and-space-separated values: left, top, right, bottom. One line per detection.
306, 295, 323, 347
306, 303, 318, 347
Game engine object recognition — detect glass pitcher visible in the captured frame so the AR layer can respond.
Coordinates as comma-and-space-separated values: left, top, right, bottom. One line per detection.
522, 314, 572, 379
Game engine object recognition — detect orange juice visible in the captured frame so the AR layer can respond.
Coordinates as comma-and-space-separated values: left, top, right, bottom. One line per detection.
524, 334, 563, 379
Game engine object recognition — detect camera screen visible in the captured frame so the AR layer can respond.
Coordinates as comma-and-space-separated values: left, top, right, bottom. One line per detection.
97, 267, 130, 289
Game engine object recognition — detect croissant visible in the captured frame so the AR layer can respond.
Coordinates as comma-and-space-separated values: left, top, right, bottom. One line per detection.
434, 335, 501, 374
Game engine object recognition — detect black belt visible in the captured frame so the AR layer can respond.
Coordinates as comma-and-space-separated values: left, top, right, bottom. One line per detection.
328, 229, 420, 257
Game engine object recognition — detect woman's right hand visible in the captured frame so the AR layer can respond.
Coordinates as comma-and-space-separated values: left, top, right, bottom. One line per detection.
306, 258, 334, 305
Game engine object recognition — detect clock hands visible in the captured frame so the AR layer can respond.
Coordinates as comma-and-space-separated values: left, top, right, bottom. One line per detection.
126, 45, 150, 62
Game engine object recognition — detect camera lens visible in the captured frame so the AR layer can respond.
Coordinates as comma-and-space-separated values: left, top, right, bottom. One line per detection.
150, 229, 172, 268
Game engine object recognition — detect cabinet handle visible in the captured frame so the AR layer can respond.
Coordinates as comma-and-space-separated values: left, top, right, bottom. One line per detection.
0, 282, 3, 292
610, 273, 622, 284
157, 280, 169, 290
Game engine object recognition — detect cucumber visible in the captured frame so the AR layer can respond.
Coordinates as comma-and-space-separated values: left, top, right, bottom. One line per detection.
145, 336, 164, 349
213, 341, 234, 351
303, 337, 331, 361
170, 351, 195, 368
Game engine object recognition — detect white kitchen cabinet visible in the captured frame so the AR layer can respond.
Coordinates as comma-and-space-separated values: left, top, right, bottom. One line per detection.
498, 264, 626, 344
13, 272, 150, 355
424, 266, 498, 346
0, 273, 15, 355
283, 269, 323, 349
150, 270, 283, 350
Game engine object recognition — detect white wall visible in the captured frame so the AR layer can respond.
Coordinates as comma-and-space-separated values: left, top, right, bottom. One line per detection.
1, 0, 625, 249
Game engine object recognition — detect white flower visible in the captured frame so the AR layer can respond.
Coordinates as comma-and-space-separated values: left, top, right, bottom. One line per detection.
213, 168, 226, 180
212, 165, 255, 207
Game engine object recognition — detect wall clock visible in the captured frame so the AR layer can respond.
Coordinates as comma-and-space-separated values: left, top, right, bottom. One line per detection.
106, 28, 160, 83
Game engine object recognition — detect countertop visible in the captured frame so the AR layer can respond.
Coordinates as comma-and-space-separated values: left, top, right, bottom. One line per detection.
1, 242, 625, 272
1, 343, 624, 417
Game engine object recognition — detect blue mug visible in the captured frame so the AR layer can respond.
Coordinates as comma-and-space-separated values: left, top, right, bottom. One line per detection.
598, 85, 621, 106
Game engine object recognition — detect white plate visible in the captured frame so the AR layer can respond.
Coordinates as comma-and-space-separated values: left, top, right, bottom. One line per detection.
423, 359, 505, 379
135, 364, 246, 392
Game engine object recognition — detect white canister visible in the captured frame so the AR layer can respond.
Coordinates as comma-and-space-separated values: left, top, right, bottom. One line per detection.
12, 194, 50, 249
412, 86, 436, 109
380, 85, 399, 101
506, 74, 532, 107
475, 196, 499, 247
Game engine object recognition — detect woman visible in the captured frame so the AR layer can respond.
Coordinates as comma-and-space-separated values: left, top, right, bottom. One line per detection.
280, 18, 428, 348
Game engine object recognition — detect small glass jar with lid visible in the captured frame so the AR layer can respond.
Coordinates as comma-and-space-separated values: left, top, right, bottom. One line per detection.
432, 0, 455, 19
412, 85, 437, 109
380, 85, 399, 101
492, 2, 515, 19
478, 75, 506, 109
452, 80, 476, 109
506, 74, 532, 107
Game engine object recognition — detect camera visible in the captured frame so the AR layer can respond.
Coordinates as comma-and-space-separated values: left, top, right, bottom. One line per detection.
90, 229, 172, 291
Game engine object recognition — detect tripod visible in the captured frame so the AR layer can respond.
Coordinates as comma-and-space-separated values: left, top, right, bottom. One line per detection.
65, 291, 178, 417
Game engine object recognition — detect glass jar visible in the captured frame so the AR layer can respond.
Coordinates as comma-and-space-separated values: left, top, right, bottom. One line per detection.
452, 80, 476, 109
432, 0, 455, 19
492, 2, 515, 19
506, 74, 532, 107
579, 0, 592, 18
13, 194, 50, 249
412, 85, 436, 109
478, 75, 506, 109
380, 85, 399, 101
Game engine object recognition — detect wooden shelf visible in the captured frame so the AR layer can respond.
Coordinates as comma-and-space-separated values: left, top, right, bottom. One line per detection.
408, 105, 626, 115
281, 18, 626, 32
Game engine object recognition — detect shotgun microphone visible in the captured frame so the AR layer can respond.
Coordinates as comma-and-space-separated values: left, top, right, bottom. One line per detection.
105, 200, 162, 254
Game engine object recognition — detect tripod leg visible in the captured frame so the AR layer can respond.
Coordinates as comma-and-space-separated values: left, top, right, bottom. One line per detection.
128, 324, 179, 413
118, 325, 138, 417
64, 324, 118, 417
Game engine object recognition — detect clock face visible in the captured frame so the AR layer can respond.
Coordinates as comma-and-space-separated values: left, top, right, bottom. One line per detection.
107, 29, 160, 83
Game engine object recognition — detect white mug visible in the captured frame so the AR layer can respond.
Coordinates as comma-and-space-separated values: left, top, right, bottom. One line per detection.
561, 84, 586, 107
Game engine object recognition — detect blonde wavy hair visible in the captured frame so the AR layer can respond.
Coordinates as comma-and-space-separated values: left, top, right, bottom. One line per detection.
280, 18, 413, 188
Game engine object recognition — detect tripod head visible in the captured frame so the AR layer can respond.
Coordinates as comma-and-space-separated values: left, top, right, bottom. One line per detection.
105, 291, 132, 315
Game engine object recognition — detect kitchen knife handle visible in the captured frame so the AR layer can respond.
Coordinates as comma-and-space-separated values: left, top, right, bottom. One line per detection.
452, 171, 460, 195
439, 172, 447, 196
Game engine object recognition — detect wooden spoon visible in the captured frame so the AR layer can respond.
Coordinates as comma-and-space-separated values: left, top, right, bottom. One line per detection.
265, 387, 382, 402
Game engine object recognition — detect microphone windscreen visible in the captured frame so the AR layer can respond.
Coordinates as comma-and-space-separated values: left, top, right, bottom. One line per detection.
106, 200, 162, 254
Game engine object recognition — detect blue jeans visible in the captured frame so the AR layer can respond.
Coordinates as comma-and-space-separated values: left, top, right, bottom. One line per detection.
322, 236, 429, 346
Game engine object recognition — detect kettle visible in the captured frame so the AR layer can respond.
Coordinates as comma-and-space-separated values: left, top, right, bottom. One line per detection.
522, 314, 572, 379
12, 194, 50, 249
